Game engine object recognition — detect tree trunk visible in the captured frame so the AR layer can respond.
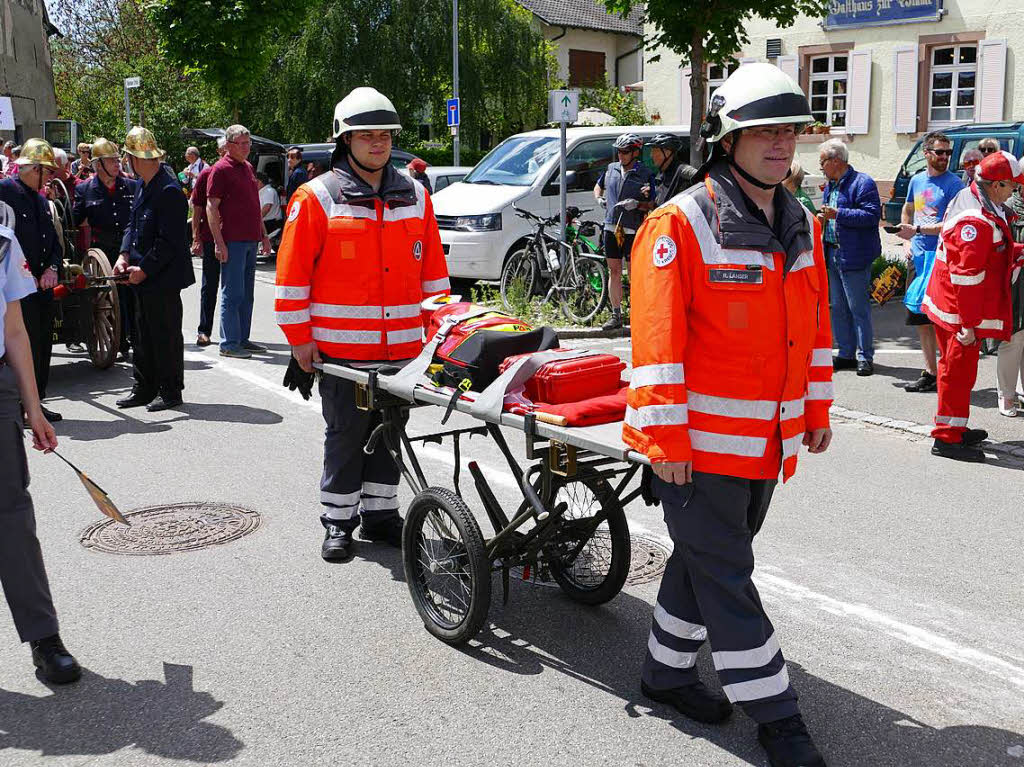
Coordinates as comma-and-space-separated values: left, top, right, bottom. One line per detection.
688, 27, 706, 166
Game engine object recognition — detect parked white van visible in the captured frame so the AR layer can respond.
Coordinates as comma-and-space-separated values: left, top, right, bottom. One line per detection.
433, 125, 690, 282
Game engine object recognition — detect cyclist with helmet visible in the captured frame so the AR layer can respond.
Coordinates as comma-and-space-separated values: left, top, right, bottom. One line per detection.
624, 64, 832, 767
647, 133, 699, 207
275, 87, 449, 562
594, 133, 654, 330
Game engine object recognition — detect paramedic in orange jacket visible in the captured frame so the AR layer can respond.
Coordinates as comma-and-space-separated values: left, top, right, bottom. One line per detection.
922, 150, 1024, 463
624, 65, 832, 767
275, 88, 449, 561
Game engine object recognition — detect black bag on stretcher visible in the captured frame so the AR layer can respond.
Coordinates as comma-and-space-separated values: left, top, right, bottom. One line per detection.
421, 299, 559, 392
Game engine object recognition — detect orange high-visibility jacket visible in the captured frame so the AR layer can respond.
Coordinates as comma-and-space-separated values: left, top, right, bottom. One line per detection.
274, 162, 450, 361
624, 167, 833, 482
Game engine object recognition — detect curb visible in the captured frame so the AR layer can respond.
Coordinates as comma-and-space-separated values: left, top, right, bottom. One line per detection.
829, 404, 1024, 459
555, 324, 632, 340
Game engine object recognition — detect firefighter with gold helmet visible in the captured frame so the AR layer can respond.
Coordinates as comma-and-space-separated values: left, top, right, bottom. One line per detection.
625, 64, 833, 767
0, 138, 63, 422
275, 87, 449, 562
113, 127, 194, 413
73, 138, 138, 359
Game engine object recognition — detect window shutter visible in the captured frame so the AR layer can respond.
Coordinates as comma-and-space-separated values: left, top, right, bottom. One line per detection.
679, 67, 692, 126
976, 39, 1007, 123
892, 45, 918, 133
846, 49, 872, 134
776, 54, 799, 83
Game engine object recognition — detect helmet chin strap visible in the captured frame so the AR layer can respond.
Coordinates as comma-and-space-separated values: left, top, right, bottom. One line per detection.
348, 151, 387, 175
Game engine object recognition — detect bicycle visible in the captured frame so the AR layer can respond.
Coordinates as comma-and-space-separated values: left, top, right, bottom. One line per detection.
500, 205, 609, 324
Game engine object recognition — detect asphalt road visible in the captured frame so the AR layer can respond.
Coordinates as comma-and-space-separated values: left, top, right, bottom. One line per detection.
1, 258, 1022, 767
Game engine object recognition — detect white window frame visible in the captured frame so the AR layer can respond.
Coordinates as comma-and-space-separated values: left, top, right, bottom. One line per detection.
707, 63, 735, 107
928, 44, 978, 129
809, 54, 849, 129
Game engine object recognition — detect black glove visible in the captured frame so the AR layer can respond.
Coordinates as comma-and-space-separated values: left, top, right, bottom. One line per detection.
283, 356, 315, 400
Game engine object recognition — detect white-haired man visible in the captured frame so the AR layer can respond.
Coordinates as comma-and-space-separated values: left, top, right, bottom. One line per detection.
819, 138, 881, 376
207, 125, 270, 358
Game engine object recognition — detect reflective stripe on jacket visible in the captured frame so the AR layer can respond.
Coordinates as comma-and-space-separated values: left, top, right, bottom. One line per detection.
923, 183, 1019, 341
624, 164, 833, 482
274, 161, 450, 361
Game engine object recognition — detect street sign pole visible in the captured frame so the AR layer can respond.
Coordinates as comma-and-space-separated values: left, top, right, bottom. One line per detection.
124, 77, 141, 134
559, 119, 567, 263
452, 0, 460, 166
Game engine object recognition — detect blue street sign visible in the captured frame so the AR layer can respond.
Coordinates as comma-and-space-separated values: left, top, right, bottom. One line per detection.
447, 98, 460, 128
825, 0, 940, 29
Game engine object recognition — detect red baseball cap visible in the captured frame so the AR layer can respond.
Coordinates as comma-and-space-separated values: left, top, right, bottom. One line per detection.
407, 158, 427, 173
977, 150, 1024, 184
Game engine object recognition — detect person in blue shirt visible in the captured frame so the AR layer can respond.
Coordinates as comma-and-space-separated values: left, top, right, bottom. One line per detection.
285, 146, 308, 207
0, 201, 81, 685
594, 133, 654, 330
897, 132, 964, 393
819, 138, 881, 376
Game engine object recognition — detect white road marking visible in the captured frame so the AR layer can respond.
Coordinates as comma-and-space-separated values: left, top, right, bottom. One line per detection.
193, 349, 1024, 692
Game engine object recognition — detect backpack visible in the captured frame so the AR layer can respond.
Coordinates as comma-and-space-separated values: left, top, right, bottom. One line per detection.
425, 302, 559, 392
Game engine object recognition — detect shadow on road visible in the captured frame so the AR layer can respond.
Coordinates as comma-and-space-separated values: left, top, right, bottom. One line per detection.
454, 581, 1022, 767
179, 402, 283, 425
0, 662, 243, 762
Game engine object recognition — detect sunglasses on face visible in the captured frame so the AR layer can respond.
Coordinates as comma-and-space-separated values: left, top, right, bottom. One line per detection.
981, 147, 998, 154
928, 149, 952, 156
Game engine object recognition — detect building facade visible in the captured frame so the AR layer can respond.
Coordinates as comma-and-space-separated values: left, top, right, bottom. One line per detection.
0, 0, 58, 142
644, 0, 1023, 186
516, 0, 644, 89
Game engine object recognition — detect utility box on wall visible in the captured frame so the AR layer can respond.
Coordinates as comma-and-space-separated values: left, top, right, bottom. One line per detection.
42, 120, 82, 152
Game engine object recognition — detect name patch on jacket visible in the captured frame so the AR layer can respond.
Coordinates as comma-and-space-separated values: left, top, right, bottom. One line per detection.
708, 266, 763, 284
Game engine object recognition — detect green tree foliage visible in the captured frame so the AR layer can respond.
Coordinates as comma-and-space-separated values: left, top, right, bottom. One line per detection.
603, 0, 828, 162
578, 78, 649, 126
50, 0, 228, 167
248, 0, 553, 150
146, 0, 313, 116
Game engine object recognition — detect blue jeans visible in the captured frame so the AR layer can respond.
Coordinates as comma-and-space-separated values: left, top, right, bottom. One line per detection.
826, 246, 874, 362
219, 241, 257, 351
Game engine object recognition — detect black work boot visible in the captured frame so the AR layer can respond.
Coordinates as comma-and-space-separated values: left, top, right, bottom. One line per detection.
640, 680, 733, 723
961, 428, 988, 445
359, 515, 404, 548
931, 438, 985, 463
30, 634, 82, 684
321, 520, 354, 561
601, 310, 623, 331
757, 713, 827, 767
905, 371, 937, 392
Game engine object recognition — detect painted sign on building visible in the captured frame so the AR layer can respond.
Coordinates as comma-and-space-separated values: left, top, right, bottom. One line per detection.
825, 0, 941, 29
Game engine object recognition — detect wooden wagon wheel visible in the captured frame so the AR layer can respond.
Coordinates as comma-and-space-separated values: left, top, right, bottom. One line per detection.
82, 249, 121, 369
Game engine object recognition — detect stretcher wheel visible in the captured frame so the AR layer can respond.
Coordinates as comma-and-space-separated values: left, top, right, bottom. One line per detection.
546, 474, 630, 605
560, 257, 608, 325
403, 486, 491, 645
499, 247, 538, 312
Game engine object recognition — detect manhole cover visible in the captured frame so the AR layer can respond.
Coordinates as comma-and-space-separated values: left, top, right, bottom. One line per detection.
510, 531, 671, 588
80, 502, 261, 556
626, 532, 672, 585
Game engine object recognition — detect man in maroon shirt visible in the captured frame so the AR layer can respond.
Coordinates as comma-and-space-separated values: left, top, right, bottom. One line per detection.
206, 125, 271, 358
190, 138, 227, 346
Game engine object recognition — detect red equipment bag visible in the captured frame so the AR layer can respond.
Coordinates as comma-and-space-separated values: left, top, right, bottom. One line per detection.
499, 348, 626, 404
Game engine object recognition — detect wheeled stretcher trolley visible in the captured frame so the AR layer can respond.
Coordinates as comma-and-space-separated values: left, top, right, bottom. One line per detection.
320, 358, 651, 645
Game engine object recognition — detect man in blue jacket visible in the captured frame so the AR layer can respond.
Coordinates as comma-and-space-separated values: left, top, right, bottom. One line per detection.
113, 127, 195, 412
819, 138, 881, 376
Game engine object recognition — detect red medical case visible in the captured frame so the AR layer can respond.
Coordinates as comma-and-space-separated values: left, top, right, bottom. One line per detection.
500, 350, 626, 404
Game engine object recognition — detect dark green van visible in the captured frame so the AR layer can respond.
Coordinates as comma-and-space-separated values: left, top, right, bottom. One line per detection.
884, 122, 1024, 224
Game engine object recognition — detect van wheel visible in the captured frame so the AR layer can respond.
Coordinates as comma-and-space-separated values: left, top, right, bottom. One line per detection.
449, 278, 477, 298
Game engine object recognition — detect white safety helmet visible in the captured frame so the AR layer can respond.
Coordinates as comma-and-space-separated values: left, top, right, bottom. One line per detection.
332, 87, 402, 139
701, 63, 813, 144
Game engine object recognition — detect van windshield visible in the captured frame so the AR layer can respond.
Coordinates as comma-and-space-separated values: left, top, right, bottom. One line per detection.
463, 136, 558, 186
